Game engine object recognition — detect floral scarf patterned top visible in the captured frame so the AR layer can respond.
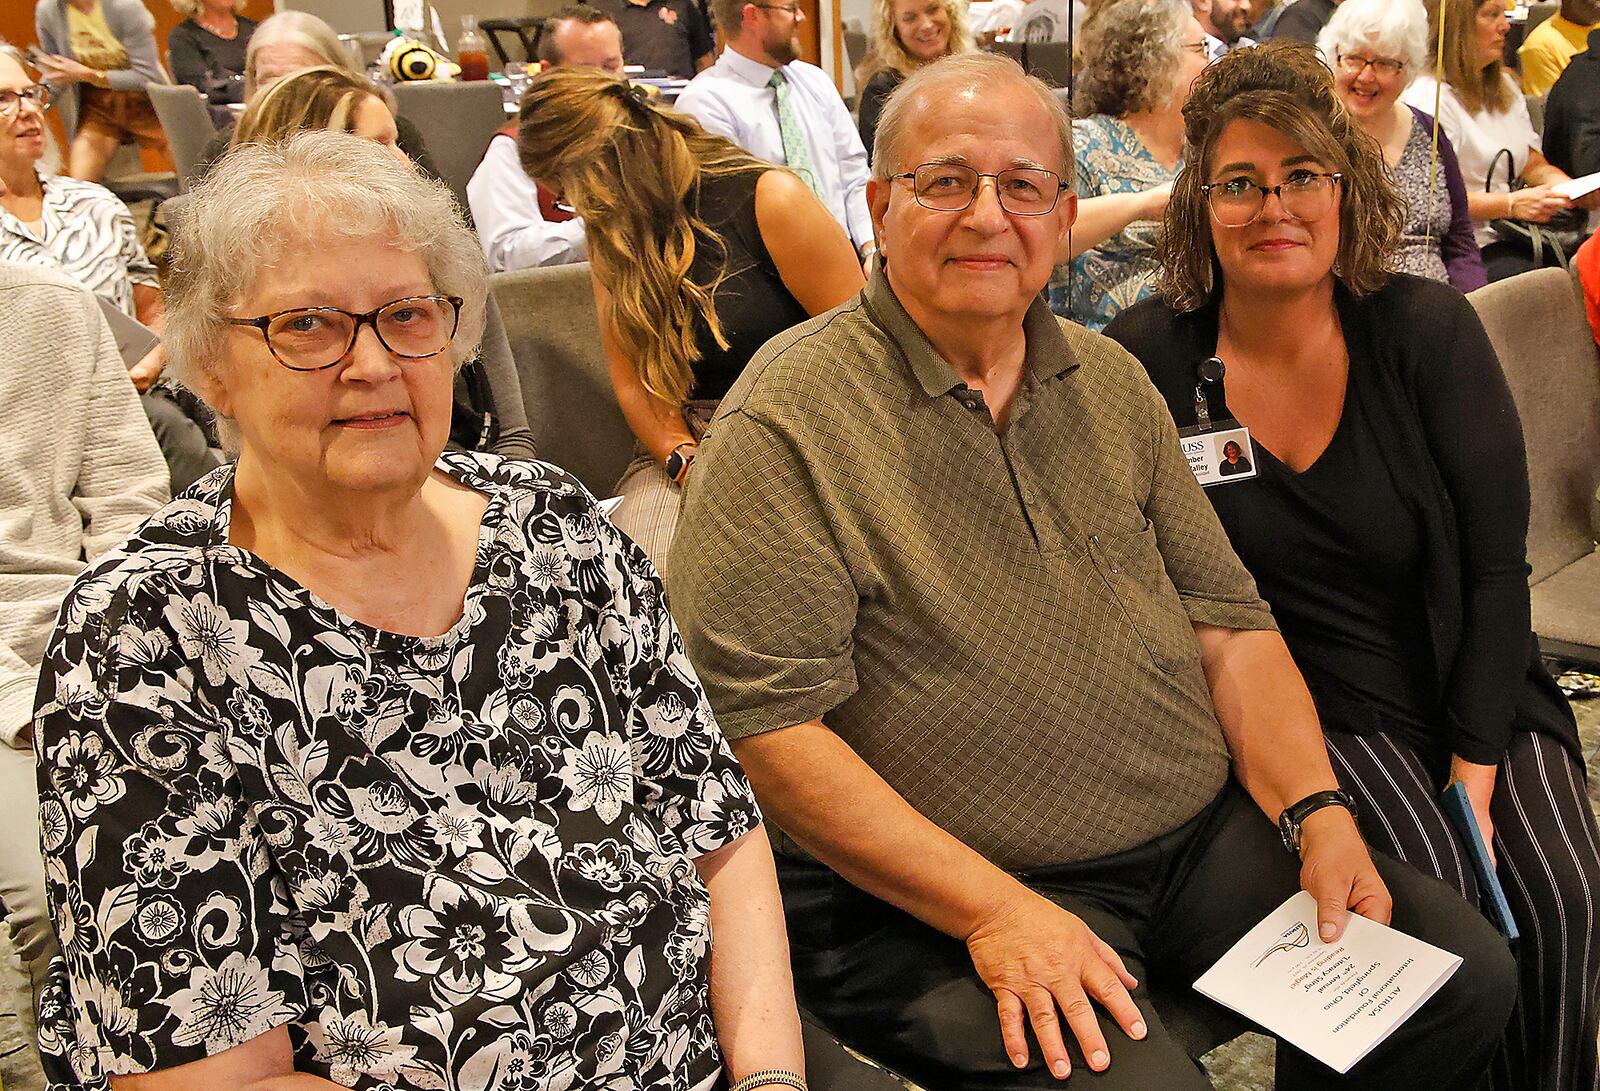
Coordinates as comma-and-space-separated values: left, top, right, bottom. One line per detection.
1047, 115, 1181, 334
32, 451, 761, 1091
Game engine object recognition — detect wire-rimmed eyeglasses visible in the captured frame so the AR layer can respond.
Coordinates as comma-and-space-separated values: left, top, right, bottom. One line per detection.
226, 295, 463, 372
1201, 171, 1343, 228
891, 162, 1070, 216
1336, 54, 1405, 78
0, 85, 53, 119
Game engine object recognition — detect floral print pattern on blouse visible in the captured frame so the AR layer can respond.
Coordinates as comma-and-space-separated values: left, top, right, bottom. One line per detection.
31, 451, 760, 1091
1048, 115, 1180, 333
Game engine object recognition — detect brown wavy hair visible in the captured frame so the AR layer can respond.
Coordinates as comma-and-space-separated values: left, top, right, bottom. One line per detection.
1425, 0, 1513, 115
231, 65, 384, 148
517, 68, 775, 405
1157, 42, 1405, 312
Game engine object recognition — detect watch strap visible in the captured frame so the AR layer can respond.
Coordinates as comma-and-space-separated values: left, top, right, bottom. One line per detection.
1279, 789, 1358, 855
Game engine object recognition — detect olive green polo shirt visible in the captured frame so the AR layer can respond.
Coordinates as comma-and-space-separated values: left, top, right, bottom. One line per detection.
669, 270, 1277, 870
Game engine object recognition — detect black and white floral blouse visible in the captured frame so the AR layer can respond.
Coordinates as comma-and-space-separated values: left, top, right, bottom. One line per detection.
32, 451, 761, 1091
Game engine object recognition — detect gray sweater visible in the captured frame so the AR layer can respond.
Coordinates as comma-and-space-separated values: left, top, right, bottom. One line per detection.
34, 0, 170, 137
0, 261, 167, 745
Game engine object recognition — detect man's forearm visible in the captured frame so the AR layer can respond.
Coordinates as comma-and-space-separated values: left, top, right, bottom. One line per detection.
1193, 623, 1341, 820
731, 719, 1030, 941
697, 827, 806, 1080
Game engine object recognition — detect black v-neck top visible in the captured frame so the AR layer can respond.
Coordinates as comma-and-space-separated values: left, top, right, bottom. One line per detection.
1106, 273, 1578, 764
1215, 353, 1438, 743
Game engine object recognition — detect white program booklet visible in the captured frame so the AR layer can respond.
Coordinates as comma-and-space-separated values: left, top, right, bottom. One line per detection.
1553, 171, 1600, 201
1192, 890, 1462, 1075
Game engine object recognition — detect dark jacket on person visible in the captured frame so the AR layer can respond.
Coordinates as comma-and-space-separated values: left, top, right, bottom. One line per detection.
1105, 274, 1579, 766
855, 68, 903, 167
1267, 0, 1335, 43
1542, 27, 1600, 179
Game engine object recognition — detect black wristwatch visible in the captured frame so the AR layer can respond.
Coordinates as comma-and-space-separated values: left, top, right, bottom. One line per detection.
1278, 789, 1358, 856
665, 442, 697, 485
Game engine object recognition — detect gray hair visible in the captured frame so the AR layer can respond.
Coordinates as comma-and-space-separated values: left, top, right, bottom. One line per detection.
244, 11, 352, 96
164, 131, 488, 444
1315, 0, 1429, 89
1073, 0, 1189, 118
167, 0, 248, 17
872, 52, 1074, 184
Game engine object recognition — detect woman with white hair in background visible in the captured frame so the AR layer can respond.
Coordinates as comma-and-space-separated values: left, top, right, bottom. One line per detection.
192, 10, 439, 179
31, 128, 807, 1091
166, 0, 257, 126
1318, 0, 1486, 291
854, 0, 974, 163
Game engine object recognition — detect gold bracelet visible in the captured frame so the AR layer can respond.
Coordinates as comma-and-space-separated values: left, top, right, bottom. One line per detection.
729, 1071, 806, 1091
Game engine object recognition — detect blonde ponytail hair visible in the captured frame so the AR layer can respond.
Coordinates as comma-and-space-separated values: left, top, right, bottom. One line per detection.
518, 69, 773, 405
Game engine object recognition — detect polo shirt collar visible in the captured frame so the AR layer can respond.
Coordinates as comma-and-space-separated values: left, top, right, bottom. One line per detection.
861, 264, 1078, 399
719, 46, 783, 86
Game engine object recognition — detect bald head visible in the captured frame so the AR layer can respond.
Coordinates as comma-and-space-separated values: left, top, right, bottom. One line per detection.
870, 52, 1074, 183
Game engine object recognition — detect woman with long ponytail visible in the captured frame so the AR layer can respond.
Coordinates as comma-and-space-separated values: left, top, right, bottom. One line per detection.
519, 69, 865, 568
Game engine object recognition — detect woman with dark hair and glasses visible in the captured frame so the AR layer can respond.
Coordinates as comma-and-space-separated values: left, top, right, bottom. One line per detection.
1107, 42, 1600, 1091
32, 129, 810, 1091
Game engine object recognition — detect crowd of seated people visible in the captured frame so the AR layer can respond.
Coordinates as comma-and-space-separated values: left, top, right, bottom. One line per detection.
0, 43, 217, 493
4, 5, 1600, 1091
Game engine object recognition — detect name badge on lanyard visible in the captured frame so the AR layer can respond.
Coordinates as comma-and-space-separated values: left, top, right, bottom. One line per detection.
1183, 355, 1258, 487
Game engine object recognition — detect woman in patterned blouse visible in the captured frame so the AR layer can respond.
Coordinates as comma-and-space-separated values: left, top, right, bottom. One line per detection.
1317, 0, 1487, 292
31, 130, 806, 1091
1049, 0, 1210, 332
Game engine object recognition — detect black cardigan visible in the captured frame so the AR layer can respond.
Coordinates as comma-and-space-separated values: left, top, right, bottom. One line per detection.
1104, 275, 1579, 765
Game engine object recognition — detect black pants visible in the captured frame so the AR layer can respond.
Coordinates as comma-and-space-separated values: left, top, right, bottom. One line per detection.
780, 785, 1517, 1090
1326, 729, 1600, 1091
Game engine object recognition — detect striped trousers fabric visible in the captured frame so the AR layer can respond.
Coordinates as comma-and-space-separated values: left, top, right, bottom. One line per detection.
1325, 729, 1600, 1091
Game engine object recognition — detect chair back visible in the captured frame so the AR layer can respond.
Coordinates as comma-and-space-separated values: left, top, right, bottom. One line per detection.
391, 80, 509, 214
146, 83, 218, 192
1528, 1, 1559, 35
489, 263, 636, 494
1526, 92, 1546, 136
1469, 268, 1600, 583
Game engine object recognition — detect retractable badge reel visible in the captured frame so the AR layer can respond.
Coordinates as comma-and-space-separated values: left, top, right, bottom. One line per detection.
1181, 356, 1258, 487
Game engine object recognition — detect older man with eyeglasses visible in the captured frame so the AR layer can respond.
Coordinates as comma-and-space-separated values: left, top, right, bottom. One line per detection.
668, 51, 1516, 1090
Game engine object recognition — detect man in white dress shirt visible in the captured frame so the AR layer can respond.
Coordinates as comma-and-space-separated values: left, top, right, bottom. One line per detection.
466, 7, 625, 271
675, 0, 877, 262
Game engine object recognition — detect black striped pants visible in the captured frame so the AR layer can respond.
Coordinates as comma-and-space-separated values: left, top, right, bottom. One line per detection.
1326, 729, 1600, 1091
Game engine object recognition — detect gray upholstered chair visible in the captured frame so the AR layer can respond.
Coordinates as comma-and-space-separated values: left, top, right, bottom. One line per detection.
1469, 267, 1600, 666
391, 80, 509, 216
146, 82, 217, 193
489, 262, 636, 495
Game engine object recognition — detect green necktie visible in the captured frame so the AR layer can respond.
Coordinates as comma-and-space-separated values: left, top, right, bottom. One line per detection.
768, 69, 825, 201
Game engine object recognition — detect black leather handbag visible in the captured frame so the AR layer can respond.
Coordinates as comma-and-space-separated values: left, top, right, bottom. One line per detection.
1487, 147, 1588, 271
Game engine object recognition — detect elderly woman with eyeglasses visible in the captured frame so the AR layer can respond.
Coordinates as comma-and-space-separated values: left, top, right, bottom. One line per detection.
31, 129, 807, 1091
1107, 42, 1600, 1091
1318, 0, 1485, 292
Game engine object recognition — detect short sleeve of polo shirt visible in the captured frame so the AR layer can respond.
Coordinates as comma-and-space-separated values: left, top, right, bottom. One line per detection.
669, 408, 860, 742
